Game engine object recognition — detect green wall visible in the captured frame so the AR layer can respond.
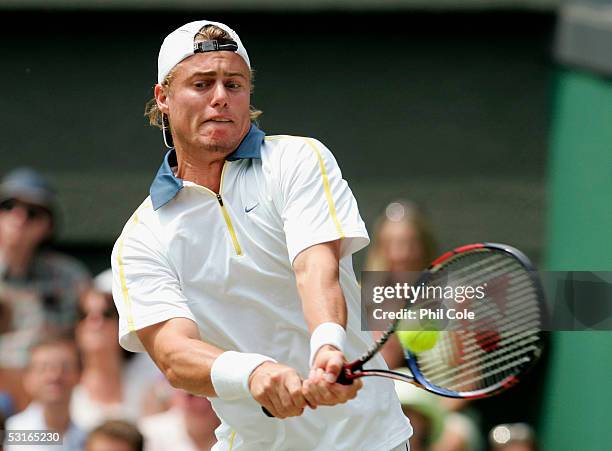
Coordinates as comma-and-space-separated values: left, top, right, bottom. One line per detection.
541, 68, 612, 450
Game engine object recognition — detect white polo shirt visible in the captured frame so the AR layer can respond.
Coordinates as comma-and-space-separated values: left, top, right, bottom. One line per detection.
111, 124, 411, 451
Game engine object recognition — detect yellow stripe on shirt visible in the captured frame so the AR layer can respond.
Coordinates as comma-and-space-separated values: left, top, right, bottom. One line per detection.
229, 431, 236, 450
304, 137, 345, 239
117, 212, 140, 332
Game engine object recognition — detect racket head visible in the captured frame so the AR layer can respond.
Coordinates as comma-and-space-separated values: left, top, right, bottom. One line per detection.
398, 242, 546, 398
347, 242, 546, 399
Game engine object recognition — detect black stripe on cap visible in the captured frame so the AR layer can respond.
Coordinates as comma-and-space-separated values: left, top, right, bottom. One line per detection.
193, 40, 238, 53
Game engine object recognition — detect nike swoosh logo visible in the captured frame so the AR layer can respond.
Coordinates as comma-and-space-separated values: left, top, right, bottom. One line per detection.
245, 203, 259, 213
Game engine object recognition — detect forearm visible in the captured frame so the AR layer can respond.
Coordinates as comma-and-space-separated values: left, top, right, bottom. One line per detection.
154, 336, 223, 396
296, 259, 347, 332
137, 319, 223, 397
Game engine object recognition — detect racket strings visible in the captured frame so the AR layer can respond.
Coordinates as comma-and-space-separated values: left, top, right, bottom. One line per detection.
418, 331, 541, 386
408, 249, 543, 394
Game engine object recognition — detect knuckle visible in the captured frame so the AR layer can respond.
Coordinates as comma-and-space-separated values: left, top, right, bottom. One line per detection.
270, 373, 282, 383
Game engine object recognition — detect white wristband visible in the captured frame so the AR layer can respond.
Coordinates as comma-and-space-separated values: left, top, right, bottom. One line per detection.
309, 322, 347, 368
211, 351, 276, 401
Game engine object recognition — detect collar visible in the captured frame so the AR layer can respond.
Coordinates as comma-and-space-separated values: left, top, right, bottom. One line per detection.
150, 124, 265, 210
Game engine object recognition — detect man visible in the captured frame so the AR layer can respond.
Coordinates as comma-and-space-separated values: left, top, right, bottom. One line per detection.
0, 168, 90, 410
4, 338, 87, 451
86, 420, 144, 451
112, 20, 411, 450
139, 390, 220, 451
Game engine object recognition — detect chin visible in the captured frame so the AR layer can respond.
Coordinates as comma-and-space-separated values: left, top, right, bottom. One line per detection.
199, 135, 241, 153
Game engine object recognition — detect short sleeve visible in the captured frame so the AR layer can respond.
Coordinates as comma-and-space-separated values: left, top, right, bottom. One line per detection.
111, 209, 196, 352
277, 137, 370, 263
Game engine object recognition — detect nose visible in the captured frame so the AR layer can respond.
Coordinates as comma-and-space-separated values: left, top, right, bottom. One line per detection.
210, 81, 229, 108
7, 204, 29, 225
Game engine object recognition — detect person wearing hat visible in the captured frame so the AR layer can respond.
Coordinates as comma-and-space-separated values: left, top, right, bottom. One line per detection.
112, 20, 411, 451
0, 168, 90, 411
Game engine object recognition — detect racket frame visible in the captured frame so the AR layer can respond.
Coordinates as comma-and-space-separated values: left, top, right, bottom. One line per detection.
339, 242, 545, 399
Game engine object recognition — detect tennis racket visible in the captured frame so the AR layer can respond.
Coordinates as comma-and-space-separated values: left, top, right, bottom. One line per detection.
338, 242, 546, 398
263, 242, 545, 416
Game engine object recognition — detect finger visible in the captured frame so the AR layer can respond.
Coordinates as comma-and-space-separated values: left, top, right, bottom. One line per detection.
260, 392, 283, 418
324, 354, 345, 383
266, 386, 289, 418
286, 374, 306, 410
329, 377, 363, 403
303, 375, 328, 406
275, 382, 300, 417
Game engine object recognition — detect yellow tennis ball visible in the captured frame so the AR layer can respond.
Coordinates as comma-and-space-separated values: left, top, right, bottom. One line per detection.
397, 330, 440, 353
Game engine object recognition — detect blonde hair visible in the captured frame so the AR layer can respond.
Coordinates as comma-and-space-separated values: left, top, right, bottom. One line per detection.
365, 200, 437, 271
144, 24, 262, 131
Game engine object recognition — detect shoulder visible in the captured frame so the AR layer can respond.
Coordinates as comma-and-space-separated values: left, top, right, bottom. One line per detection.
113, 197, 157, 244
261, 134, 337, 171
5, 403, 43, 429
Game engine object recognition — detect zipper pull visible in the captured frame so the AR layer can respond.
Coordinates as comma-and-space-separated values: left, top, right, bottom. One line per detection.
216, 194, 224, 206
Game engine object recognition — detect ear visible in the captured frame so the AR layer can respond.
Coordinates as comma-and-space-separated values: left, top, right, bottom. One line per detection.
154, 84, 170, 115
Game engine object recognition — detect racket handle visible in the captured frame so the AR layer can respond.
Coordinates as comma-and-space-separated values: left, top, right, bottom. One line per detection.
261, 365, 353, 417
335, 366, 353, 385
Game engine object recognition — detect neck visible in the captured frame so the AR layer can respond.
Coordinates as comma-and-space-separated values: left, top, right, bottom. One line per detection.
185, 414, 220, 450
175, 147, 227, 193
43, 403, 71, 433
81, 351, 123, 402
0, 244, 36, 278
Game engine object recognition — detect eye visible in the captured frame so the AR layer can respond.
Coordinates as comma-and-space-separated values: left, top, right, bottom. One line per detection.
194, 80, 211, 89
226, 81, 242, 90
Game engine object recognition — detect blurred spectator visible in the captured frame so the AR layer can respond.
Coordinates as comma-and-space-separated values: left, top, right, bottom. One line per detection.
85, 420, 144, 451
366, 200, 437, 368
71, 269, 163, 431
365, 200, 437, 273
394, 370, 483, 451
4, 337, 86, 451
488, 423, 537, 451
394, 376, 445, 451
139, 390, 220, 451
0, 168, 90, 410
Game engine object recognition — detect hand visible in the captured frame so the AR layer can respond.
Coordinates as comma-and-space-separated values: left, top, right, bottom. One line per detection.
248, 361, 307, 419
303, 345, 362, 408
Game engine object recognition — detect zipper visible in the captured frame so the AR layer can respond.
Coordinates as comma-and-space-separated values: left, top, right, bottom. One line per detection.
215, 192, 243, 256
193, 161, 242, 256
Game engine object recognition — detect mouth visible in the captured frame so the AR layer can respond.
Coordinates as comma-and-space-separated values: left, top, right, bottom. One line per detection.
205, 117, 233, 123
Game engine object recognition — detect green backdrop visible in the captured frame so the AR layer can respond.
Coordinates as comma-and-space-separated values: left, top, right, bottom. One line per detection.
540, 68, 612, 450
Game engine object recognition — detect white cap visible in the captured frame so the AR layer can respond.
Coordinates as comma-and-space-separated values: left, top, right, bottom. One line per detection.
157, 20, 251, 84
93, 268, 113, 294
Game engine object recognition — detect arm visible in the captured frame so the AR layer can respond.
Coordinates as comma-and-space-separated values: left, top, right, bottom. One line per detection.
136, 317, 221, 396
294, 240, 362, 405
294, 240, 346, 332
137, 317, 307, 418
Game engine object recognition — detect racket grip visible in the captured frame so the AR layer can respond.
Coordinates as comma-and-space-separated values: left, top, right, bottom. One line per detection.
336, 366, 353, 385
261, 365, 353, 417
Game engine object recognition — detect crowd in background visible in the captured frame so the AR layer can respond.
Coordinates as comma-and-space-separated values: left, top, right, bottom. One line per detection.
0, 168, 538, 451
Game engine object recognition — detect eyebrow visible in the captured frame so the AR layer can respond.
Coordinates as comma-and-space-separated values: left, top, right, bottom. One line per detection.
188, 70, 248, 79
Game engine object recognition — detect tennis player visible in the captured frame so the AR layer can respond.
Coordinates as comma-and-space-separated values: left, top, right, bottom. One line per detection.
112, 20, 411, 450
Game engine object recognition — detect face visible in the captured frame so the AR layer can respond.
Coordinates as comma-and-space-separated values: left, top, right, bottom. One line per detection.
87, 435, 135, 451
75, 290, 120, 354
0, 198, 52, 250
155, 51, 251, 154
379, 220, 426, 272
25, 344, 80, 405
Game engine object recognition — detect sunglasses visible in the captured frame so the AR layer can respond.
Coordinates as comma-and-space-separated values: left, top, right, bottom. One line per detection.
77, 305, 118, 321
0, 198, 51, 221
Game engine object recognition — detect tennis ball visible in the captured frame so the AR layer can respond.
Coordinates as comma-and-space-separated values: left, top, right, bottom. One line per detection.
397, 330, 440, 353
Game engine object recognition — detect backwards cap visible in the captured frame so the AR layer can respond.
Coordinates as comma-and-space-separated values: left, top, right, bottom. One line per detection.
157, 20, 250, 84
